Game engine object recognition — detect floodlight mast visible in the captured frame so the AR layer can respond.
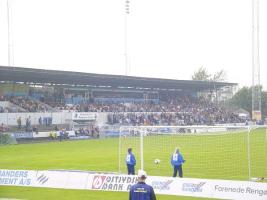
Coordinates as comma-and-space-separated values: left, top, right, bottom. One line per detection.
124, 0, 130, 76
251, 0, 261, 121
7, 0, 12, 66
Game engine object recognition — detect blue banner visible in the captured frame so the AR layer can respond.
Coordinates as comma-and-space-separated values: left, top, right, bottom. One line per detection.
12, 132, 33, 139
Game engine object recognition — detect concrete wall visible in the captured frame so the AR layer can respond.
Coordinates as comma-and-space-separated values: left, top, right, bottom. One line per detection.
0, 112, 72, 126
0, 112, 108, 127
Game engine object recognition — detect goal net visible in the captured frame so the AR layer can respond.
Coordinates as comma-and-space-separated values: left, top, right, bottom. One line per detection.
249, 126, 267, 181
119, 125, 267, 181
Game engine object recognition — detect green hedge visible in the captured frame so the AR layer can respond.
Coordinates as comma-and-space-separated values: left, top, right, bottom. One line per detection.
0, 134, 17, 145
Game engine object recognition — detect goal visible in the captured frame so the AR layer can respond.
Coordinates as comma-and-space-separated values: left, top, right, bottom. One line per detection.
119, 125, 267, 181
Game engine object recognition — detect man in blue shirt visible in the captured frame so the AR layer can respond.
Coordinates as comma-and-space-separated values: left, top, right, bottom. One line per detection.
129, 170, 156, 200
171, 147, 185, 178
126, 148, 136, 175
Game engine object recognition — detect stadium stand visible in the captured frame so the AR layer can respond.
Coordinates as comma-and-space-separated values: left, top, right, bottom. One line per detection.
3, 96, 52, 112
0, 66, 247, 135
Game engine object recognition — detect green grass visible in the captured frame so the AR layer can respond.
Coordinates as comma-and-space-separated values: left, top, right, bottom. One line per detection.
0, 129, 266, 199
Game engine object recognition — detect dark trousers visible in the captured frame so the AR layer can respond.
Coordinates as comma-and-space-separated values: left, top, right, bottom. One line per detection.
173, 165, 183, 177
127, 164, 135, 175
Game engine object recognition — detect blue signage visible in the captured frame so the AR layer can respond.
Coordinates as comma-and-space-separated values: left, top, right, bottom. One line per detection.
12, 132, 33, 139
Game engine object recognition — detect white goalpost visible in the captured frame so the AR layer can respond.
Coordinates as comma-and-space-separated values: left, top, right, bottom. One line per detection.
119, 125, 267, 181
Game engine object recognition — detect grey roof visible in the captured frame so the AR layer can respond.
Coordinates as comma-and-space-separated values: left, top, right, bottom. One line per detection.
0, 66, 237, 91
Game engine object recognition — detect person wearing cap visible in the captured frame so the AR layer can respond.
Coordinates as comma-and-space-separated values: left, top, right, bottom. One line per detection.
126, 147, 136, 175
171, 147, 185, 178
129, 170, 156, 200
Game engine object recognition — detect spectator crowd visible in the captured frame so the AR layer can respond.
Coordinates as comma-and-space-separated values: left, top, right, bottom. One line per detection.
1, 94, 246, 126
106, 96, 246, 126
1, 96, 51, 112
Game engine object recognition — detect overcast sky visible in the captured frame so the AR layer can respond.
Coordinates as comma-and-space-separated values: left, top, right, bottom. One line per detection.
0, 0, 266, 89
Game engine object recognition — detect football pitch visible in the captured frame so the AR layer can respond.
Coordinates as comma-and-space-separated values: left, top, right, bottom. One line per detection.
0, 128, 266, 200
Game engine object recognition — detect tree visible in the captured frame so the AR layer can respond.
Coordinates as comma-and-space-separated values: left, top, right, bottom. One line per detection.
227, 87, 252, 113
261, 91, 267, 118
192, 67, 210, 81
192, 67, 226, 82
227, 86, 267, 118
211, 70, 227, 82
